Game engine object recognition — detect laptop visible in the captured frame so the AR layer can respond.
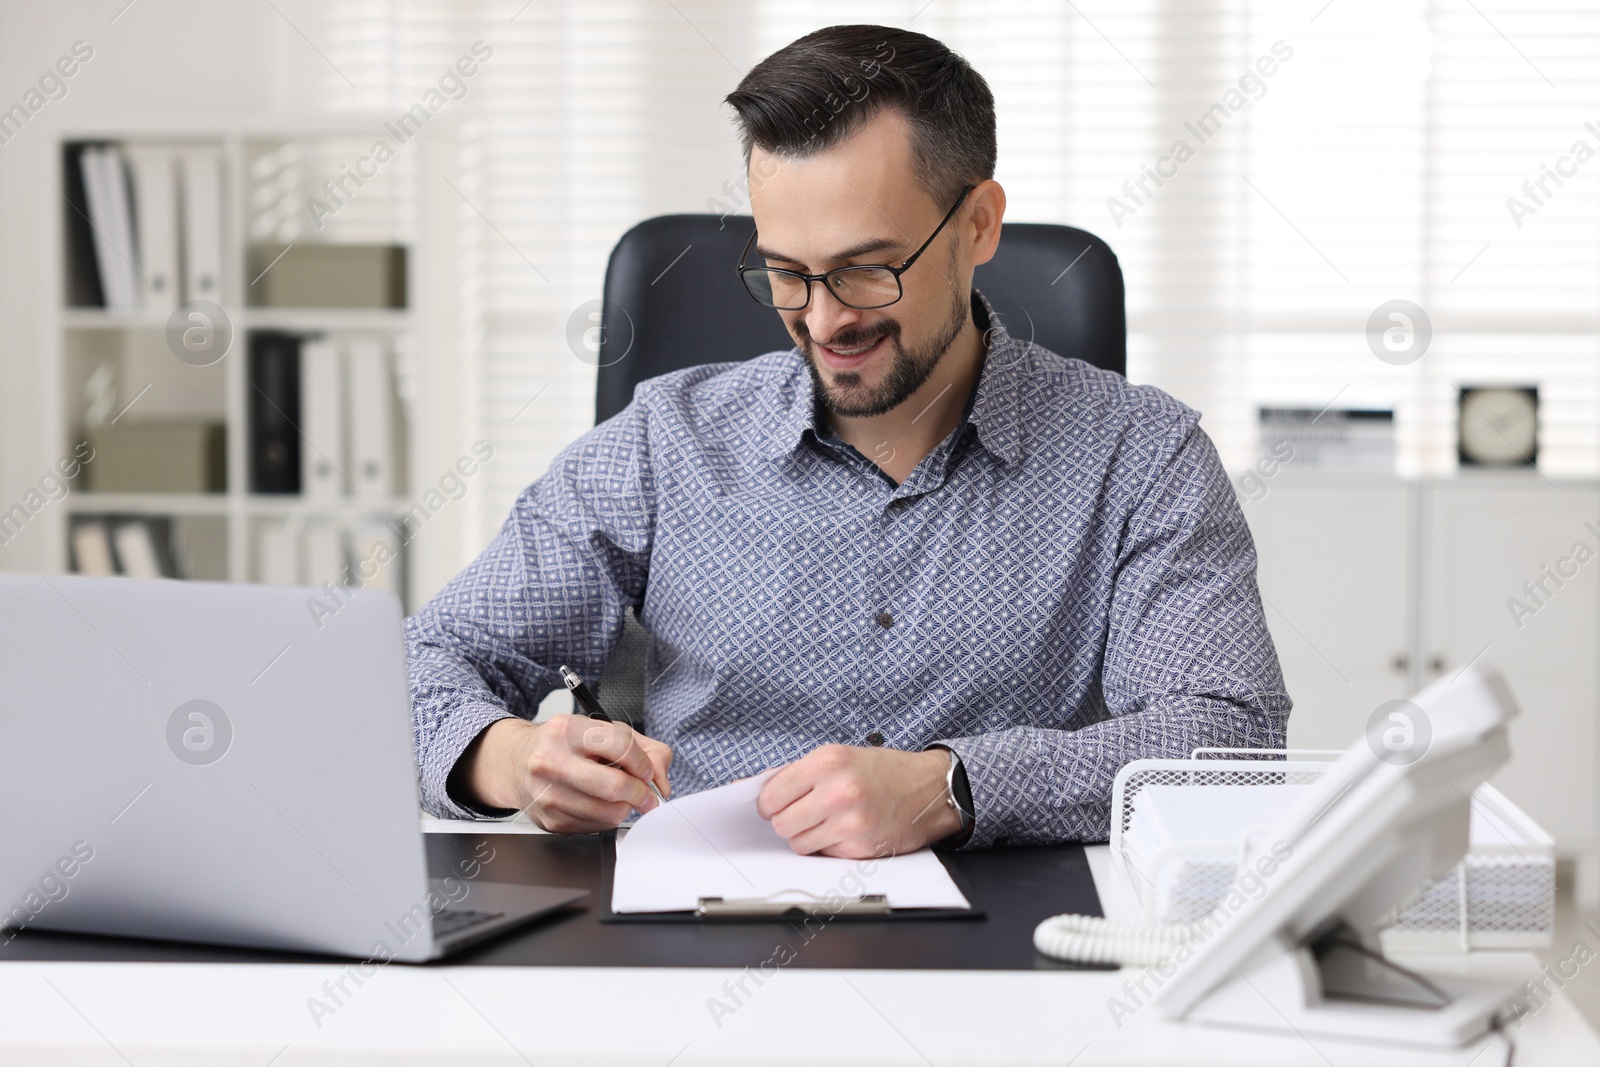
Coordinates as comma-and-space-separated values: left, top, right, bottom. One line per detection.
0, 574, 585, 961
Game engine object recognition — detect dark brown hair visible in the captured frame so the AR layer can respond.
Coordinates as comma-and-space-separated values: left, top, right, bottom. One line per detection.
724, 24, 996, 208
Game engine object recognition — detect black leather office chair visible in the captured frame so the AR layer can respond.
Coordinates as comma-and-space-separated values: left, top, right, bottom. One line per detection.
590, 214, 1126, 723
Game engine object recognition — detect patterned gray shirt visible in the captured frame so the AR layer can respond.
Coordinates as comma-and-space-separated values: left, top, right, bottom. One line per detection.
405, 289, 1290, 847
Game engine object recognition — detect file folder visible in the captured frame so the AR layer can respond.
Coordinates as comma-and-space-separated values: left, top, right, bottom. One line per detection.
346, 337, 397, 500
179, 148, 224, 302
300, 335, 346, 500
127, 144, 179, 313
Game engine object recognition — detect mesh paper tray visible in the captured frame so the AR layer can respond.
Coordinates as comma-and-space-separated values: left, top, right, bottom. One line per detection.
1109, 750, 1555, 950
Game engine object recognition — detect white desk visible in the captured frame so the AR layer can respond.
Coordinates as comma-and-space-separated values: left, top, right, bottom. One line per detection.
1, 831, 1595, 1066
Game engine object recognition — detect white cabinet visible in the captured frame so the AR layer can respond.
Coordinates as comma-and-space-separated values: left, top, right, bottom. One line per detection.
1421, 482, 1600, 849
1244, 478, 1414, 753
1244, 474, 1600, 870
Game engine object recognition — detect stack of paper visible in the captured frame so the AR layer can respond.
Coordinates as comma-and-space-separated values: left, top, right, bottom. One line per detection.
1125, 784, 1309, 922
612, 772, 971, 914
1125, 784, 1308, 867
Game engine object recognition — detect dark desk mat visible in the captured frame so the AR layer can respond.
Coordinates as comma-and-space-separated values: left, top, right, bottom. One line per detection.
3, 833, 1107, 971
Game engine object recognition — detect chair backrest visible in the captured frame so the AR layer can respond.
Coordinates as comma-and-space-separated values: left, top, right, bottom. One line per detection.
594, 215, 1125, 424
590, 214, 1127, 723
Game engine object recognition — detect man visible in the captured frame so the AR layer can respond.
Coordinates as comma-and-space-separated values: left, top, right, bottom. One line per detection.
406, 24, 1290, 858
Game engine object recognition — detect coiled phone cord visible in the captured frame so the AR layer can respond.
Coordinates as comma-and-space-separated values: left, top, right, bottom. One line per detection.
1033, 912, 1206, 966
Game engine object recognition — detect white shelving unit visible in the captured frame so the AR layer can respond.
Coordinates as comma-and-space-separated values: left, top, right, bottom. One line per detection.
51, 123, 444, 612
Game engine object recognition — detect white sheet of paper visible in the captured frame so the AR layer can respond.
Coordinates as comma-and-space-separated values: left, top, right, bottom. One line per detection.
611, 771, 972, 913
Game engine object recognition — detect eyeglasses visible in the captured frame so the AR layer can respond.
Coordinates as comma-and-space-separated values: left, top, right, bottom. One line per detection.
736, 184, 975, 311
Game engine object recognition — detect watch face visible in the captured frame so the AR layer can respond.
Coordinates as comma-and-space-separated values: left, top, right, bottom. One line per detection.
1459, 387, 1537, 466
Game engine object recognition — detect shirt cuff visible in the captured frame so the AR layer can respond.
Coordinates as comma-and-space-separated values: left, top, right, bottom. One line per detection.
421, 701, 521, 820
926, 734, 1040, 849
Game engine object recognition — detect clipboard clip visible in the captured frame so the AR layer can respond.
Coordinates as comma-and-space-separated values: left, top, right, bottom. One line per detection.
695, 890, 891, 917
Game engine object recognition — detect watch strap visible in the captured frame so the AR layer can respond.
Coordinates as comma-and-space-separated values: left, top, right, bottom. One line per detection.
931, 744, 974, 848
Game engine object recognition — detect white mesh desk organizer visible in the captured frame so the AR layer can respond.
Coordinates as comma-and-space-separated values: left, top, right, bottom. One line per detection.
1109, 752, 1554, 951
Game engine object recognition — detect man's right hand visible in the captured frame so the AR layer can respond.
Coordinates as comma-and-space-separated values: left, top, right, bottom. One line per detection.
454, 715, 672, 833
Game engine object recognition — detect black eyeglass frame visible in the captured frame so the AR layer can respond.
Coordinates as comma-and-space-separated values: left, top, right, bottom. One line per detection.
735, 183, 977, 311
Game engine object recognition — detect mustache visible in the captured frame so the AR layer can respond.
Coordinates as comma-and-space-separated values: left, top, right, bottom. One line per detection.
798, 320, 898, 351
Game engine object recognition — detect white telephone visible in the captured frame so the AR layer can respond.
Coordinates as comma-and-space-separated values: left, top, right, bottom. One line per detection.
1036, 664, 1523, 1050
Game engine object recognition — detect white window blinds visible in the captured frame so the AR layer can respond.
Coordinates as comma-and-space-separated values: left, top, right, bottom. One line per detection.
318, 0, 1600, 573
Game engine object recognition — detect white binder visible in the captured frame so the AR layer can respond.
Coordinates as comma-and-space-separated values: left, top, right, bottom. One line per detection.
349, 521, 401, 593
345, 338, 396, 500
256, 520, 298, 585
301, 521, 349, 587
80, 145, 140, 311
111, 521, 163, 579
300, 336, 346, 500
179, 148, 224, 302
126, 145, 180, 314
71, 521, 117, 576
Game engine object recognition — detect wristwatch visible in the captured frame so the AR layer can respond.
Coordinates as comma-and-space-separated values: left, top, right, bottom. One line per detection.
934, 745, 974, 847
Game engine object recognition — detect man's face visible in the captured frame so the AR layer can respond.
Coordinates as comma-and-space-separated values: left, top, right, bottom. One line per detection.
747, 109, 972, 418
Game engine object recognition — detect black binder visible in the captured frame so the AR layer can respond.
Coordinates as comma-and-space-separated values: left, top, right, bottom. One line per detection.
248, 331, 302, 494
62, 142, 106, 308
597, 828, 985, 923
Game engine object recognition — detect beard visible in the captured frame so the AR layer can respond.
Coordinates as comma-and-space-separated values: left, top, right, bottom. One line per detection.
796, 274, 969, 420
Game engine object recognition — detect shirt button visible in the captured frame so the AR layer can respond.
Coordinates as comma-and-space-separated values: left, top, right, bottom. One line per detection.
875, 611, 894, 629
867, 731, 885, 746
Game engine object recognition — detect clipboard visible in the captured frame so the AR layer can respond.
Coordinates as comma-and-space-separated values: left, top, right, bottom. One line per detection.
598, 828, 986, 923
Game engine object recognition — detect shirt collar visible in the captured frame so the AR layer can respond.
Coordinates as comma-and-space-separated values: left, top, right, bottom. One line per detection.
761, 288, 1027, 469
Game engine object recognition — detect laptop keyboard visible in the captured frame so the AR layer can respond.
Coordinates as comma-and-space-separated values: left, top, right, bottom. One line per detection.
432, 907, 506, 939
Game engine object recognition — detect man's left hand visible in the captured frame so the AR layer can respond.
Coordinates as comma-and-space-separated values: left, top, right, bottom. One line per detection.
756, 744, 961, 858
